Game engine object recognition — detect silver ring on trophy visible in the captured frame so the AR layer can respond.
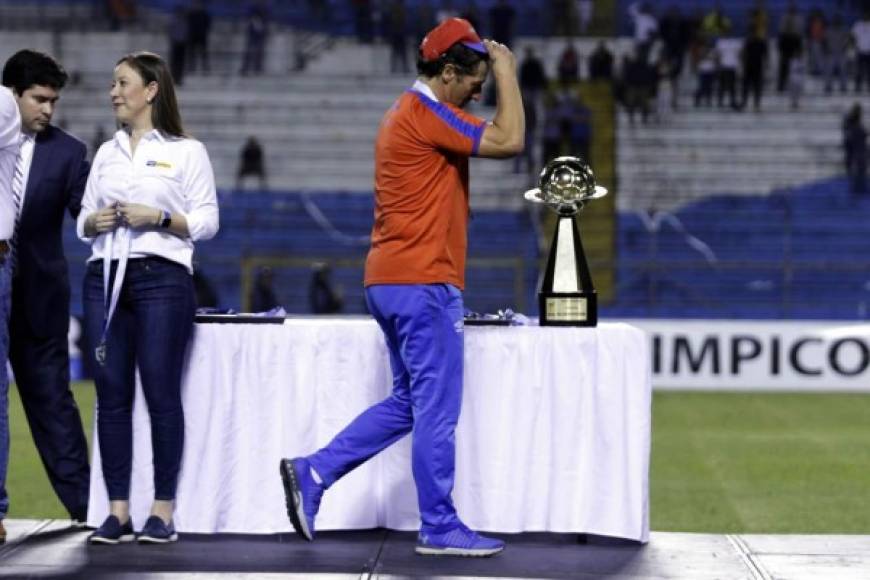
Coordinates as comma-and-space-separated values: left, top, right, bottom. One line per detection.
526, 156, 607, 327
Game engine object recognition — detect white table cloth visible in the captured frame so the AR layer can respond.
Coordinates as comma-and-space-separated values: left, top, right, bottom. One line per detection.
87, 318, 651, 542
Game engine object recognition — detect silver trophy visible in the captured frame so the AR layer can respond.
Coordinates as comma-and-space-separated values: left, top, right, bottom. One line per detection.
525, 156, 608, 326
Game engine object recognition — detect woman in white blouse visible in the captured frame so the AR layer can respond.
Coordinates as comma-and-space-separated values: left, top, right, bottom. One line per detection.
77, 52, 218, 545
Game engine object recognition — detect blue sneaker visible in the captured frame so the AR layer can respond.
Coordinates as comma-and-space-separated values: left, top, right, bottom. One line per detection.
279, 457, 324, 541
138, 515, 178, 543
415, 523, 505, 557
89, 515, 135, 545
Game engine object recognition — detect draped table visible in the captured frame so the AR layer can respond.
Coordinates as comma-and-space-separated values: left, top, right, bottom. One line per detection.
87, 317, 651, 542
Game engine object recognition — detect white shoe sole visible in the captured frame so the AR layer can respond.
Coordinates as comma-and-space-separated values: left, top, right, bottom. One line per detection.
415, 545, 504, 557
138, 533, 179, 544
89, 533, 135, 545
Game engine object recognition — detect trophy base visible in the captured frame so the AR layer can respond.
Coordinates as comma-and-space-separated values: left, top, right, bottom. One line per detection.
539, 292, 598, 327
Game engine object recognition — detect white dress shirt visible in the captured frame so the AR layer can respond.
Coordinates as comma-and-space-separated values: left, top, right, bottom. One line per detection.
0, 86, 21, 240
76, 128, 219, 273
13, 131, 35, 216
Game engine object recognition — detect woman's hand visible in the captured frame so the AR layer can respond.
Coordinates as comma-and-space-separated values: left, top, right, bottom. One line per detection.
117, 203, 161, 230
85, 205, 123, 236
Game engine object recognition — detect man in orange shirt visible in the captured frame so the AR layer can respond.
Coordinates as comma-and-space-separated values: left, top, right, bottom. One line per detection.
281, 17, 523, 557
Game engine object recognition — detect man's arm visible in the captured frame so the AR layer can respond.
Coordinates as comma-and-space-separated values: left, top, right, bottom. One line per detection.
66, 139, 90, 220
478, 40, 525, 158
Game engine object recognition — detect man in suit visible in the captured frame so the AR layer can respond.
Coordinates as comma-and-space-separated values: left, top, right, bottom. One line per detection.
1, 50, 91, 526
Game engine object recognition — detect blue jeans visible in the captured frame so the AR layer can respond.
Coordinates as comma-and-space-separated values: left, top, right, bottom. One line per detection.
0, 258, 10, 518
308, 284, 465, 533
83, 257, 195, 501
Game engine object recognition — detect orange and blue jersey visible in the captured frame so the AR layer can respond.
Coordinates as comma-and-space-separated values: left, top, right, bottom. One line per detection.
364, 83, 487, 290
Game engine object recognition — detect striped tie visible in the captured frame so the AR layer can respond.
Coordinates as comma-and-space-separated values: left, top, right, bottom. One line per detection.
9, 133, 28, 274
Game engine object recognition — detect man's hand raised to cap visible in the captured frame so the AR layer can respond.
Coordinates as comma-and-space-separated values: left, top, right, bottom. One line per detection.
483, 39, 517, 78
478, 39, 524, 158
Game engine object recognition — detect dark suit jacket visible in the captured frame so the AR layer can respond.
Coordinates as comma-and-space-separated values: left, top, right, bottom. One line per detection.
11, 125, 89, 338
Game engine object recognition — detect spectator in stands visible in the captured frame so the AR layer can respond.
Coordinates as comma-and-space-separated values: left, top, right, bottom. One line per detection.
514, 90, 538, 174
489, 0, 516, 48
1, 49, 92, 538
279, 18, 523, 557
714, 33, 742, 110
519, 46, 547, 103
588, 41, 614, 81
549, 0, 573, 36
385, 0, 409, 74
250, 266, 279, 312
352, 0, 374, 43
564, 89, 592, 159
542, 92, 563, 161
106, 0, 137, 31
776, 2, 803, 92
628, 1, 658, 63
693, 39, 717, 108
459, 2, 481, 34
236, 136, 267, 190
78, 51, 219, 544
653, 56, 672, 121
515, 47, 546, 148
853, 9, 870, 93
622, 49, 655, 123
749, 0, 768, 40
741, 28, 769, 111
168, 6, 188, 86
307, 0, 331, 28
557, 42, 580, 86
576, 0, 593, 35
240, 1, 269, 75
187, 0, 212, 75
700, 4, 731, 39
787, 46, 806, 109
806, 8, 826, 76
843, 103, 867, 193
309, 262, 343, 314
413, 0, 437, 46
658, 5, 691, 110
824, 13, 850, 94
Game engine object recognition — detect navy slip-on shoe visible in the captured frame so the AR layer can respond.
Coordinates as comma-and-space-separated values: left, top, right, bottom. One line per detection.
89, 515, 135, 545
138, 515, 178, 544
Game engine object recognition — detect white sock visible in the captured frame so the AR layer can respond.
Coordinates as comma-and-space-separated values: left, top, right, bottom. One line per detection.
310, 466, 323, 485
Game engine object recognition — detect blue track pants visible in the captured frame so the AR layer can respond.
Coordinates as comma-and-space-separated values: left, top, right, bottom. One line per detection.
308, 284, 464, 533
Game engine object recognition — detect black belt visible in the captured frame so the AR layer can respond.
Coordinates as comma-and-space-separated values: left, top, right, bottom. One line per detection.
0, 239, 9, 261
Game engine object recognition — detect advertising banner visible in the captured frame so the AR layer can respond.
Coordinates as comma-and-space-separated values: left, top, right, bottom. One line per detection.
623, 320, 870, 391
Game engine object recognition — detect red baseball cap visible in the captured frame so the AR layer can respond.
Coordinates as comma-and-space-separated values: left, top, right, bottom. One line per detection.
419, 18, 486, 62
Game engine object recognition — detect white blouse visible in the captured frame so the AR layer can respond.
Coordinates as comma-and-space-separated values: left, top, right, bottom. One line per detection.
0, 86, 20, 239
77, 129, 219, 273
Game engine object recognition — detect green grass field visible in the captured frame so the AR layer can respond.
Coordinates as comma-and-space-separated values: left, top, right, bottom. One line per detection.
6, 384, 870, 533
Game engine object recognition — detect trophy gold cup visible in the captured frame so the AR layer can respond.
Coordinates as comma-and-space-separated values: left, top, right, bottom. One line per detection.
524, 156, 608, 327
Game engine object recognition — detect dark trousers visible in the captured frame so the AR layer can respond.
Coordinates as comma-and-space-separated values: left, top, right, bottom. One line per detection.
846, 147, 868, 193
717, 68, 738, 108
83, 257, 195, 501
9, 330, 90, 519
856, 52, 870, 92
741, 71, 764, 110
695, 72, 715, 107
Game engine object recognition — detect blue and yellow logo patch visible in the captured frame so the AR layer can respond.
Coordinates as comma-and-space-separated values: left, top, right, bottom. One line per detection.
146, 160, 173, 169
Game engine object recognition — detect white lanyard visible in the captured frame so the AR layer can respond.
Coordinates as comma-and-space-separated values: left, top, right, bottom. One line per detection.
95, 224, 131, 366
